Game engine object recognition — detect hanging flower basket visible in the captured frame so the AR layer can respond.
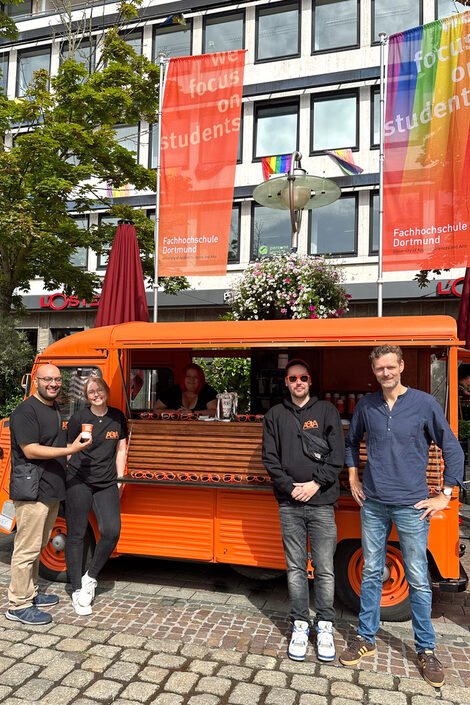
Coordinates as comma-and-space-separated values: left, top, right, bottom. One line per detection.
228, 253, 351, 321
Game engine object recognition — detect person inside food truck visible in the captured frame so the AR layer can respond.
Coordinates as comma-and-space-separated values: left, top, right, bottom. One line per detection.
153, 363, 218, 416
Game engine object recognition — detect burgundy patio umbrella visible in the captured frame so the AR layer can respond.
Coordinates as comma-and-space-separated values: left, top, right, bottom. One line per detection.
94, 221, 149, 328
457, 267, 470, 349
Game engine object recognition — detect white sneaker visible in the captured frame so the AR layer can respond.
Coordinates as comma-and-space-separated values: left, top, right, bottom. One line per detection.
77, 572, 97, 607
72, 590, 92, 616
316, 620, 335, 661
288, 620, 310, 661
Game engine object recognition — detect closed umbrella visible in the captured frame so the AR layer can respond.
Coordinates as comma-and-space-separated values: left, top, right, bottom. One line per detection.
457, 267, 470, 349
94, 221, 149, 327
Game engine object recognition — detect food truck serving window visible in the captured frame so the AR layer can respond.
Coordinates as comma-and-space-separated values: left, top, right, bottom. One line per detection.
57, 366, 103, 420
130, 367, 174, 413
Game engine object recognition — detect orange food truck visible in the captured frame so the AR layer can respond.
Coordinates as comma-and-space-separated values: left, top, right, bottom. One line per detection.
0, 315, 466, 621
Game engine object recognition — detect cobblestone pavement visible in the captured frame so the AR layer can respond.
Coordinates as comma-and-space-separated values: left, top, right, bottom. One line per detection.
0, 527, 468, 705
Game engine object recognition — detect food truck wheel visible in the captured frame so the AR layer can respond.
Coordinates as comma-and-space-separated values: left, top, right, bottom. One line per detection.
39, 514, 95, 583
231, 565, 285, 581
334, 540, 412, 622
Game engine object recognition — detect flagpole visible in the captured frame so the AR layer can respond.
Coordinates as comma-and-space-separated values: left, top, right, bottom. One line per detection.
378, 32, 388, 318
153, 53, 169, 323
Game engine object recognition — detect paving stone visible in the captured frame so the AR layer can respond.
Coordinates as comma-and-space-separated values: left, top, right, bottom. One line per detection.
84, 678, 124, 700
146, 638, 182, 653
331, 699, 366, 705
114, 701, 143, 705
411, 698, 454, 705
265, 687, 297, 705
330, 682, 364, 700
104, 660, 140, 681
88, 643, 122, 659
280, 659, 318, 675
24, 633, 61, 648
61, 670, 95, 688
39, 658, 76, 680
120, 647, 151, 663
148, 653, 187, 669
150, 695, 184, 705
56, 637, 91, 652
218, 665, 253, 681
195, 676, 232, 696
299, 696, 328, 705
211, 648, 244, 664
81, 656, 113, 672
244, 654, 277, 670
37, 685, 80, 704
368, 690, 408, 705
140, 666, 170, 684
440, 685, 470, 704
358, 672, 396, 689
164, 671, 200, 694
181, 645, 211, 659
71, 700, 100, 705
77, 628, 113, 642
188, 696, 220, 705
253, 669, 288, 687
189, 659, 218, 675
49, 624, 83, 638
2, 662, 40, 686
108, 633, 146, 648
0, 687, 12, 700
228, 683, 264, 705
3, 643, 35, 659
2, 627, 33, 641
0, 656, 15, 674
291, 675, 329, 695
120, 682, 160, 702
14, 678, 53, 701
318, 665, 354, 681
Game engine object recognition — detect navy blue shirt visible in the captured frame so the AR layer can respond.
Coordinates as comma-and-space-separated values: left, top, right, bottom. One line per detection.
345, 387, 464, 505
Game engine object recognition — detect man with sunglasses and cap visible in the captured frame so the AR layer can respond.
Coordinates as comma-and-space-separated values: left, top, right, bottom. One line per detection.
262, 358, 344, 662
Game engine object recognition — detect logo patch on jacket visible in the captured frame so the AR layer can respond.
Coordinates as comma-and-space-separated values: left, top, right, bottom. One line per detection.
106, 431, 119, 439
303, 419, 319, 429
62, 421, 68, 430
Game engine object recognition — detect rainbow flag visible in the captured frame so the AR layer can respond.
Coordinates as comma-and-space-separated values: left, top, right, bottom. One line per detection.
383, 11, 470, 272
324, 149, 363, 176
161, 13, 186, 27
106, 183, 131, 199
262, 154, 292, 180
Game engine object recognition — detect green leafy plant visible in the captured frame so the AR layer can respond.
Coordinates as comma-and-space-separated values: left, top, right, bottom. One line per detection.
227, 253, 350, 320
0, 317, 34, 416
195, 357, 251, 413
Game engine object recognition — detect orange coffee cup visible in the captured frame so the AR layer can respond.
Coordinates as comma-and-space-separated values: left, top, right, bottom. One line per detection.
81, 423, 93, 440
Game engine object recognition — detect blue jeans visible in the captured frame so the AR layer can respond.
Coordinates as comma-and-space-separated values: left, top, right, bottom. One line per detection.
278, 502, 337, 626
358, 499, 435, 652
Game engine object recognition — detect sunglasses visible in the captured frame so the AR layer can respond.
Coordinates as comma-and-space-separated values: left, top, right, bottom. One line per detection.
286, 375, 310, 383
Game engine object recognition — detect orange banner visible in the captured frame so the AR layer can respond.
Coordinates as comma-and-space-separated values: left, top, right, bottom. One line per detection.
158, 51, 245, 276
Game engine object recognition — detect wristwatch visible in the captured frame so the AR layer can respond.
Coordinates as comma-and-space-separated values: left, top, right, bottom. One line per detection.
441, 486, 453, 497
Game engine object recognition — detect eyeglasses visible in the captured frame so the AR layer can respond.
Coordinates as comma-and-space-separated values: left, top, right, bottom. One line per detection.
37, 376, 62, 384
88, 390, 105, 397
286, 375, 310, 383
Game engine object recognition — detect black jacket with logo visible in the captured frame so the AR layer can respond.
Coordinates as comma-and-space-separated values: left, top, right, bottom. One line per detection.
262, 396, 345, 505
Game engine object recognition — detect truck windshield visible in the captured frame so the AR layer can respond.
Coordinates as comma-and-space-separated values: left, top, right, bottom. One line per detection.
56, 366, 103, 420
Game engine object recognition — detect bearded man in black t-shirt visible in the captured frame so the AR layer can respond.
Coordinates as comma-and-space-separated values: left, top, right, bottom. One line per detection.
7, 364, 91, 626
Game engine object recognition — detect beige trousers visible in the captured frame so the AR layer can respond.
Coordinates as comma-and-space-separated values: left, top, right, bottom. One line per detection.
8, 500, 59, 609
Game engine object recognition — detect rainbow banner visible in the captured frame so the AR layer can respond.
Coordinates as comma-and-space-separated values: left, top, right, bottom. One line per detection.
383, 12, 470, 271
262, 154, 292, 180
324, 149, 363, 176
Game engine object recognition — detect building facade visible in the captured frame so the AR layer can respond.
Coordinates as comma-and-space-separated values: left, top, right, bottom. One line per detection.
0, 0, 467, 349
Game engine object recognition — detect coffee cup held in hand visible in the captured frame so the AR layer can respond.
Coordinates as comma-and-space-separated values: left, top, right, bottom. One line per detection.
81, 423, 93, 441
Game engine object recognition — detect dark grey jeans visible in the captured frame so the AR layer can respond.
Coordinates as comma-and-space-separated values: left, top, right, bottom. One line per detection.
278, 502, 337, 626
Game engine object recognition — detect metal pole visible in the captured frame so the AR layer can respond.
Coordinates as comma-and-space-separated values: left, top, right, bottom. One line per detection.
288, 151, 302, 252
377, 33, 387, 317
153, 53, 168, 323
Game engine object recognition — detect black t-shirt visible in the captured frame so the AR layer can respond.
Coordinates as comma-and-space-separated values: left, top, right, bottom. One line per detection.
10, 396, 67, 502
67, 406, 127, 488
159, 383, 217, 411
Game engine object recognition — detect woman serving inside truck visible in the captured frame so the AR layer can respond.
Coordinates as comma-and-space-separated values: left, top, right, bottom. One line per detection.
153, 363, 218, 416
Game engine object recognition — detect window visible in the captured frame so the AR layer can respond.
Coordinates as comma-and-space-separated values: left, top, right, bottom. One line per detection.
254, 101, 298, 159
371, 87, 380, 148
203, 12, 244, 53
256, 2, 300, 62
437, 0, 467, 18
121, 30, 143, 55
312, 0, 359, 53
97, 215, 119, 268
57, 366, 103, 420
252, 204, 292, 260
60, 40, 95, 72
311, 91, 358, 152
309, 193, 357, 256
70, 216, 89, 269
16, 47, 51, 97
229, 205, 241, 264
114, 124, 139, 158
370, 191, 379, 254
153, 22, 192, 59
3, 0, 32, 18
372, 0, 421, 43
150, 123, 159, 169
0, 54, 7, 94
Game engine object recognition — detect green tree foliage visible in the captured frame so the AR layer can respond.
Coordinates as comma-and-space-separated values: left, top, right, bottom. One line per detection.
0, 0, 188, 316
0, 316, 34, 416
195, 357, 251, 413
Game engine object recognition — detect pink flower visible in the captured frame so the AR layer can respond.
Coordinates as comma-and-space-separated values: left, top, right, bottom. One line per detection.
309, 305, 316, 311
281, 308, 287, 313
285, 278, 290, 283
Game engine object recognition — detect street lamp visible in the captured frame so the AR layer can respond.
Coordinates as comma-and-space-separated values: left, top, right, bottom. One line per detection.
253, 151, 340, 252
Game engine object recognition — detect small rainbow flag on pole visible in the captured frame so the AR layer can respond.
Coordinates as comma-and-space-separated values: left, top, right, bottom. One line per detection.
324, 149, 363, 176
261, 154, 292, 180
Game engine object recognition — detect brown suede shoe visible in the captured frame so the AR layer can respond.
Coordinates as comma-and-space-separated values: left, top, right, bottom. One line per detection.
417, 650, 445, 688
339, 635, 376, 666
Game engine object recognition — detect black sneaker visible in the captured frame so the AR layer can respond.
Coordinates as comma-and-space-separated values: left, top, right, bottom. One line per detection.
417, 650, 445, 688
5, 606, 52, 625
33, 593, 59, 607
339, 635, 376, 666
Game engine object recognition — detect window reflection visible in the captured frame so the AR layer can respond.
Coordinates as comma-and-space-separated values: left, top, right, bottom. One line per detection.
154, 22, 192, 58
17, 48, 51, 97
311, 92, 357, 152
204, 13, 244, 53
252, 205, 291, 260
372, 0, 420, 42
313, 0, 358, 52
255, 102, 298, 158
0, 54, 7, 94
309, 194, 357, 255
256, 3, 299, 61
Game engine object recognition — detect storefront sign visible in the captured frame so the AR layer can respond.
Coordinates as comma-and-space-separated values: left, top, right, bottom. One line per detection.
437, 278, 464, 296
40, 293, 100, 310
